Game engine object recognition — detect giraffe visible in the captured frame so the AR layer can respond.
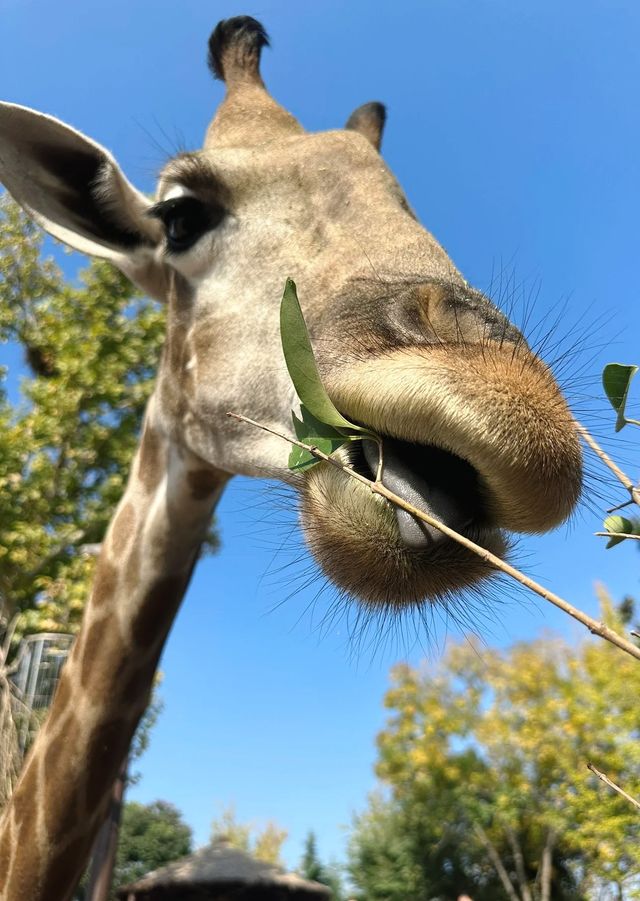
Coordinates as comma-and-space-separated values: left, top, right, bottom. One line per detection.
0, 16, 582, 901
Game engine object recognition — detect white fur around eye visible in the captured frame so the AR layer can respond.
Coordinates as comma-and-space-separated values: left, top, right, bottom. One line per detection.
161, 184, 194, 202
155, 184, 227, 282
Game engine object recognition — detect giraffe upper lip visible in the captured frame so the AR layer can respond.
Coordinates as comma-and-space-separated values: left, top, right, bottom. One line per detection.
358, 437, 486, 549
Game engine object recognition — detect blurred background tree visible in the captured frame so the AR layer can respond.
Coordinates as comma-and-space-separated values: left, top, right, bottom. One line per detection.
0, 193, 163, 639
347, 588, 640, 901
300, 831, 345, 900
0, 193, 217, 644
210, 804, 288, 867
111, 800, 192, 894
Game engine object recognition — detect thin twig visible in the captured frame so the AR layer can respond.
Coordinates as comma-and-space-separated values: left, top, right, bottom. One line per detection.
576, 424, 640, 506
587, 763, 640, 812
594, 532, 640, 541
631, 631, 640, 640
228, 411, 640, 663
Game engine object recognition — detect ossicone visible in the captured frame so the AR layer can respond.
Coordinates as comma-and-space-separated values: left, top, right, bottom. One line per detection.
346, 102, 387, 151
207, 16, 270, 86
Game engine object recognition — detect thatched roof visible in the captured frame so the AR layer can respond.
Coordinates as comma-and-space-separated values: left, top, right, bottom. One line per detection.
116, 838, 333, 900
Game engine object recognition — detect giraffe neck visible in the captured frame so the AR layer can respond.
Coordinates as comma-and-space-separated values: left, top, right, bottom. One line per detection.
0, 401, 227, 901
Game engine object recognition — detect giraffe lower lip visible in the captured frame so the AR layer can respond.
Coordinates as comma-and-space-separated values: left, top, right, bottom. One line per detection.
362, 439, 479, 548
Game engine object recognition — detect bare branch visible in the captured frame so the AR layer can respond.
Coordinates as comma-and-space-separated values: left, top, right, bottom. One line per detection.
587, 763, 640, 812
594, 532, 640, 541
473, 824, 521, 901
576, 424, 640, 506
539, 830, 555, 901
228, 411, 640, 663
506, 827, 532, 901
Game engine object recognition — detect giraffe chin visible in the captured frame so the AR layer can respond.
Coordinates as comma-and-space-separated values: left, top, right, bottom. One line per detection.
299, 456, 508, 609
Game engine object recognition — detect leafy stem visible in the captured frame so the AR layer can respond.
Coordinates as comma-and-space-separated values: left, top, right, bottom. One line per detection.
280, 278, 380, 472
227, 410, 640, 664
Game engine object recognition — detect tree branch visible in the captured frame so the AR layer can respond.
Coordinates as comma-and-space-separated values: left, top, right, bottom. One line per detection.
539, 829, 555, 901
576, 424, 640, 506
228, 412, 640, 663
505, 827, 532, 901
587, 763, 640, 812
473, 824, 521, 901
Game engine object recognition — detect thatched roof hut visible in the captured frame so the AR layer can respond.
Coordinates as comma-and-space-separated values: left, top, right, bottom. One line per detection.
116, 838, 333, 900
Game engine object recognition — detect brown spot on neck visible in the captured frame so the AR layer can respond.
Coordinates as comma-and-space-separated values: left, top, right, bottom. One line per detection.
187, 468, 224, 500
130, 575, 186, 649
110, 502, 137, 557
137, 423, 164, 493
89, 558, 119, 610
45, 834, 88, 901
43, 715, 83, 836
84, 718, 131, 812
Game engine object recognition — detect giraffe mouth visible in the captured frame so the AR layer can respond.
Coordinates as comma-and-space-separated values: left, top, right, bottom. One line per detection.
350, 437, 489, 549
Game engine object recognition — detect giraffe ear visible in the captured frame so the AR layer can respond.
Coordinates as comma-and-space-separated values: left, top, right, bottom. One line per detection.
0, 102, 167, 298
345, 102, 387, 151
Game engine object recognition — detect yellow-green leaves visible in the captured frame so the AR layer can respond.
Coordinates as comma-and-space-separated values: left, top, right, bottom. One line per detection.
602, 363, 639, 431
280, 278, 375, 471
361, 595, 640, 898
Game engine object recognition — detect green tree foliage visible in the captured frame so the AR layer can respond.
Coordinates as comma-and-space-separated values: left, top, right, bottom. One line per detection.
112, 800, 192, 892
210, 804, 288, 867
0, 194, 164, 637
0, 194, 216, 641
348, 589, 640, 901
300, 831, 344, 899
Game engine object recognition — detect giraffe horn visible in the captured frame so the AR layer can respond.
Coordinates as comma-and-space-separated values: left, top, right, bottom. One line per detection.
207, 16, 269, 87
204, 17, 303, 148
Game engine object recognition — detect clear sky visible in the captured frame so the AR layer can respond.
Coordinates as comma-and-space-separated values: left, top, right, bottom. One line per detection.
2, 0, 640, 874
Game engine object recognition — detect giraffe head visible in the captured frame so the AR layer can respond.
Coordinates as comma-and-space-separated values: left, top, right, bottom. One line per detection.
0, 17, 582, 609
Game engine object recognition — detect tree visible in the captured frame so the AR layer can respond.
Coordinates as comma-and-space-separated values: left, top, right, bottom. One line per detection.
112, 800, 192, 892
0, 193, 217, 642
210, 804, 288, 866
348, 590, 640, 900
300, 831, 345, 900
0, 194, 164, 637
301, 832, 325, 883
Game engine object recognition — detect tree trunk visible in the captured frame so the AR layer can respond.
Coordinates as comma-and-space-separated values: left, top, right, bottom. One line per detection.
474, 824, 520, 901
539, 829, 555, 901
506, 827, 532, 901
86, 756, 128, 901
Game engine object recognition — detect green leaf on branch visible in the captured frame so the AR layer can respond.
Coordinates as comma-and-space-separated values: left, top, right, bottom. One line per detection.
603, 515, 639, 548
280, 278, 377, 470
288, 407, 349, 471
602, 363, 640, 432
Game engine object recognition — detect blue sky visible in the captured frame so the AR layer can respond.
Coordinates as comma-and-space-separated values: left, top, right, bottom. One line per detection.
2, 0, 640, 874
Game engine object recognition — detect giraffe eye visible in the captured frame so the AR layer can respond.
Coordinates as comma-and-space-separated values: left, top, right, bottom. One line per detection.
149, 196, 225, 253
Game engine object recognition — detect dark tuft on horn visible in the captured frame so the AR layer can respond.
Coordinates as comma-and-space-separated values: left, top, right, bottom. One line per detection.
207, 16, 270, 82
346, 101, 387, 151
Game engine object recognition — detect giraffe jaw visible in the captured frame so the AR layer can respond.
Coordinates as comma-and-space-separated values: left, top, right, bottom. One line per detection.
299, 450, 507, 609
